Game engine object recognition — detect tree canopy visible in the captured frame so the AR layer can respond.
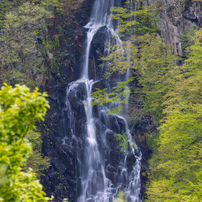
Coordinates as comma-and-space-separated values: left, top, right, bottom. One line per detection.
146, 28, 202, 202
0, 83, 50, 201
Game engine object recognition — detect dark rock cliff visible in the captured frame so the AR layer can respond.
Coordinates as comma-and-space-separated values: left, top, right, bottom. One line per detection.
40, 1, 94, 201
148, 0, 202, 55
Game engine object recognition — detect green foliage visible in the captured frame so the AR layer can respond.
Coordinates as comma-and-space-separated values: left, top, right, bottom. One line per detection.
147, 109, 202, 201
0, 170, 52, 202
100, 32, 178, 123
146, 28, 202, 202
0, 83, 50, 201
0, 0, 26, 28
180, 28, 195, 58
131, 34, 178, 123
91, 78, 132, 114
0, 2, 52, 88
114, 191, 126, 202
102, 41, 133, 76
22, 131, 50, 176
107, 106, 123, 115
111, 4, 157, 37
62, 199, 69, 202
94, 1, 177, 124
145, 130, 159, 149
1, 69, 37, 89
114, 133, 136, 152
0, 0, 84, 88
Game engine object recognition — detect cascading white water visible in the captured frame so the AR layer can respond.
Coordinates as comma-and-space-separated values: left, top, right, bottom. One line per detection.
81, 0, 122, 79
65, 0, 142, 201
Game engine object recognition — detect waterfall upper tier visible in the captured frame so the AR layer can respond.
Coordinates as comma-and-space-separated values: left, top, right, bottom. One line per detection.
81, 0, 122, 79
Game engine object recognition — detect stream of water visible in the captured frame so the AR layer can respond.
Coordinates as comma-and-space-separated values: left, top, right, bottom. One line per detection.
65, 0, 142, 201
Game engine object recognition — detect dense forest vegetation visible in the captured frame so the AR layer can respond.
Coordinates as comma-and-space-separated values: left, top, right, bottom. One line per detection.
0, 0, 201, 201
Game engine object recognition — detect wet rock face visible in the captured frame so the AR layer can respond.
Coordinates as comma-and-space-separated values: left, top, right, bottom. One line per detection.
40, 1, 94, 201
41, 83, 89, 201
149, 0, 202, 56
88, 26, 109, 80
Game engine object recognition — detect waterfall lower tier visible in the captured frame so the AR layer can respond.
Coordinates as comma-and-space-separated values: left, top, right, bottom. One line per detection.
64, 0, 142, 201
65, 79, 142, 202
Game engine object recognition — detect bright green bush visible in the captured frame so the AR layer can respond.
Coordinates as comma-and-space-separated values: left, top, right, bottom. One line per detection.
0, 83, 50, 201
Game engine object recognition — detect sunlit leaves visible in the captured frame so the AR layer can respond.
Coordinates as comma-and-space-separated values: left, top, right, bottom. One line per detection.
111, 7, 156, 37
146, 29, 202, 202
102, 41, 133, 77
0, 2, 52, 66
114, 191, 126, 202
21, 131, 50, 176
114, 133, 136, 152
0, 84, 50, 201
92, 79, 132, 106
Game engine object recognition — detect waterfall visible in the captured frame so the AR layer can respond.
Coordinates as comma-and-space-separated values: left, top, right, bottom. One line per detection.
64, 0, 142, 201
